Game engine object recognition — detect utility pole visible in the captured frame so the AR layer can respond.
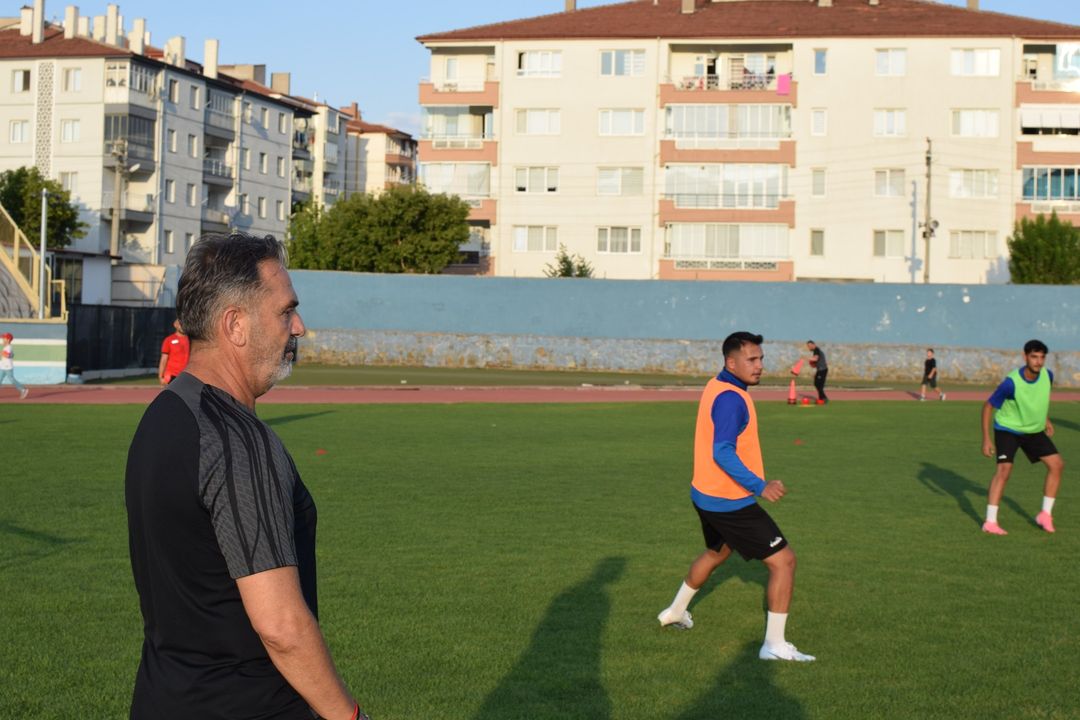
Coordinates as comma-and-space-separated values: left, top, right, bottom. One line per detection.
110, 139, 127, 261
38, 188, 47, 318
922, 137, 934, 284
909, 180, 919, 284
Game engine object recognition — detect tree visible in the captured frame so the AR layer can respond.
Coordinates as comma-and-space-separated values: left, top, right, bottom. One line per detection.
0, 166, 86, 249
288, 185, 469, 273
544, 244, 593, 278
1007, 212, 1080, 284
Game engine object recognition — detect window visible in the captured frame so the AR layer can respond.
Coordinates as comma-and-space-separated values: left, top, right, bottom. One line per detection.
810, 229, 825, 256
951, 49, 1000, 77
517, 51, 562, 77
243, 102, 252, 124
599, 109, 645, 136
665, 164, 788, 209
190, 85, 200, 109
59, 171, 78, 194
665, 104, 792, 143
164, 230, 174, 254
597, 167, 644, 196
165, 179, 175, 203
186, 183, 197, 207
185, 232, 195, 250
874, 169, 905, 197
62, 67, 81, 92
258, 197, 267, 218
276, 200, 285, 221
515, 167, 559, 193
666, 223, 789, 259
445, 57, 458, 81
811, 109, 827, 136
277, 156, 286, 177
949, 230, 998, 258
875, 49, 907, 76
873, 109, 907, 137
813, 49, 827, 75
239, 193, 249, 215
873, 230, 904, 258
419, 163, 491, 196
242, 148, 251, 170
600, 50, 645, 77
515, 109, 561, 135
9, 120, 29, 144
260, 108, 269, 128
187, 134, 198, 158
278, 112, 288, 134
811, 168, 826, 197
1021, 167, 1080, 201
950, 169, 998, 198
11, 69, 30, 93
168, 79, 179, 103
597, 226, 642, 254
513, 226, 558, 252
163, 129, 175, 153
259, 152, 268, 174
60, 119, 80, 143
951, 110, 999, 138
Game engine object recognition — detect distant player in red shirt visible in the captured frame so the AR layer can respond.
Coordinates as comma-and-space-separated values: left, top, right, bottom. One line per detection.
158, 320, 190, 385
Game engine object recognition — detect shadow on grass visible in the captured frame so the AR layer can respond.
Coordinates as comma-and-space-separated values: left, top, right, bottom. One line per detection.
1049, 416, 1080, 433
263, 410, 336, 427
0, 520, 78, 571
673, 640, 807, 720
916, 463, 1032, 528
472, 556, 625, 720
689, 556, 770, 614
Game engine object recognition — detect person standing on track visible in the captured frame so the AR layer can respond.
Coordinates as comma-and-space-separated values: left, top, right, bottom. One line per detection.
806, 340, 828, 405
980, 339, 1063, 535
919, 348, 946, 401
157, 319, 190, 385
657, 331, 815, 662
0, 332, 28, 399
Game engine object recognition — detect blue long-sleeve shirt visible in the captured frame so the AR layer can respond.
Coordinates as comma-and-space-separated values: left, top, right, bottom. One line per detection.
691, 368, 767, 512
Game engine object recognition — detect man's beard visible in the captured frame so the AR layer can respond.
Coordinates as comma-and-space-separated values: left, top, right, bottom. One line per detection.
269, 336, 298, 386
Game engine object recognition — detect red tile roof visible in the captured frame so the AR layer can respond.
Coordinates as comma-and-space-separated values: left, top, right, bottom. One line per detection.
417, 0, 1080, 42
346, 119, 414, 139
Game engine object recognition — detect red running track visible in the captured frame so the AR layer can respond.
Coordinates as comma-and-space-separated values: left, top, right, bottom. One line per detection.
0, 384, 1043, 405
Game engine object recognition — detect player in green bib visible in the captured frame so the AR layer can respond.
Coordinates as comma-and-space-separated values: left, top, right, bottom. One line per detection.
980, 339, 1063, 535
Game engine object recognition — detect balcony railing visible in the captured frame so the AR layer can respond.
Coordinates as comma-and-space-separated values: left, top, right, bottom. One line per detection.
422, 77, 487, 92
670, 259, 781, 271
102, 191, 155, 214
323, 177, 341, 194
293, 176, 313, 194
1022, 77, 1080, 92
663, 192, 785, 209
423, 134, 492, 149
201, 207, 230, 225
203, 158, 234, 179
205, 107, 236, 131
1028, 200, 1080, 213
104, 139, 155, 162
671, 70, 786, 92
666, 132, 790, 150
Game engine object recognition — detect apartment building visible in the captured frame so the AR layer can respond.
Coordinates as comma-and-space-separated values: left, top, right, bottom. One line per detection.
0, 3, 305, 305
342, 109, 417, 196
417, 0, 1080, 283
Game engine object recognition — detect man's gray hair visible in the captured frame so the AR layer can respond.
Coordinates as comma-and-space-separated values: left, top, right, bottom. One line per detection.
176, 232, 288, 342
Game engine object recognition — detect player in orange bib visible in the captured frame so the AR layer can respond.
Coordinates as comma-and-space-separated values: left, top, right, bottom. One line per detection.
657, 331, 814, 662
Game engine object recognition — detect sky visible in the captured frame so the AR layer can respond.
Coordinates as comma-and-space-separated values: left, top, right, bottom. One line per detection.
47, 0, 1080, 135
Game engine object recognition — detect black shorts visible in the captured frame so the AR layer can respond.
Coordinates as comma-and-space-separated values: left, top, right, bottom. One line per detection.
921, 374, 937, 388
994, 429, 1058, 464
695, 502, 788, 561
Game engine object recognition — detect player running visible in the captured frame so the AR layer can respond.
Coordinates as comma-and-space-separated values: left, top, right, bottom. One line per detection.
657, 331, 814, 662
980, 339, 1063, 535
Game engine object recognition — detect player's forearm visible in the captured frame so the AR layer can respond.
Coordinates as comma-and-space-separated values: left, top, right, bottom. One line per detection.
981, 403, 994, 440
713, 442, 766, 495
260, 614, 357, 720
157, 354, 168, 378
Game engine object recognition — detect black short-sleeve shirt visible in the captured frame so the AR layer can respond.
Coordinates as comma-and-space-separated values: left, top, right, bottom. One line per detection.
125, 373, 317, 720
811, 346, 827, 370
924, 358, 936, 376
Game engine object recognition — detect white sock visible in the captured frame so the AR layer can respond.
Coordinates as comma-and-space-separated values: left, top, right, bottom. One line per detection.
765, 611, 788, 647
1042, 497, 1056, 514
985, 505, 999, 524
667, 581, 698, 616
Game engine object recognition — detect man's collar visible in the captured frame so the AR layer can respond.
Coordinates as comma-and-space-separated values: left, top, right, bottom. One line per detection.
717, 367, 747, 390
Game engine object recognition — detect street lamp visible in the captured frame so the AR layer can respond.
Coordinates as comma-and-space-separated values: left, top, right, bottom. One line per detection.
109, 138, 131, 260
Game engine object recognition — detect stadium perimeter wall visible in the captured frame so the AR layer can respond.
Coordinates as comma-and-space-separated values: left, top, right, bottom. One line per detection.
292, 272, 1080, 387
0, 318, 67, 384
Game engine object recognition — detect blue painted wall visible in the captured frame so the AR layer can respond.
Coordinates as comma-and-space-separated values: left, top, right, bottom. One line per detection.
293, 272, 1080, 351
0, 319, 67, 385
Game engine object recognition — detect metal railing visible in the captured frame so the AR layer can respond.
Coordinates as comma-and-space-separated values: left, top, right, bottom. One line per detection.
205, 107, 236, 131
201, 207, 230, 225
423, 134, 492, 149
671, 259, 780, 271
0, 202, 66, 319
102, 191, 155, 214
672, 70, 784, 91
105, 139, 155, 162
203, 158, 234, 179
422, 77, 487, 92
323, 178, 341, 194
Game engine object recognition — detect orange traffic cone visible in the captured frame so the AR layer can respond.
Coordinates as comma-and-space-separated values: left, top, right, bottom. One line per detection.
787, 379, 797, 405
791, 358, 804, 376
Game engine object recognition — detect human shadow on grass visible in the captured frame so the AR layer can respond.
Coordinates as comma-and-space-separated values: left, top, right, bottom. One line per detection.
916, 462, 1032, 528
673, 640, 807, 720
0, 520, 78, 571
1049, 416, 1080, 433
689, 555, 769, 613
263, 410, 335, 428
472, 556, 626, 720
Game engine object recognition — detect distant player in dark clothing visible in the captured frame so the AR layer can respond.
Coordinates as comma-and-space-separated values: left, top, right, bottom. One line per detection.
806, 340, 828, 404
920, 348, 945, 401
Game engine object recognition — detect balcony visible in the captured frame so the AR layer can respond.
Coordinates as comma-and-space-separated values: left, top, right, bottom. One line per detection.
658, 257, 794, 281
660, 136, 795, 166
102, 191, 155, 224
200, 207, 231, 231
419, 79, 499, 108
293, 175, 313, 196
660, 73, 796, 106
103, 140, 156, 175
658, 197, 795, 227
418, 136, 498, 165
205, 107, 236, 138
203, 158, 234, 185
323, 177, 341, 195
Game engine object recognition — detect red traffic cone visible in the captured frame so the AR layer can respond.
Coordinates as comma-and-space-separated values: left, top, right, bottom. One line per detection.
787, 379, 797, 405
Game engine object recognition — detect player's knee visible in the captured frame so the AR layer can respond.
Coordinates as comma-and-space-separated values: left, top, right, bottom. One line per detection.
1047, 455, 1064, 472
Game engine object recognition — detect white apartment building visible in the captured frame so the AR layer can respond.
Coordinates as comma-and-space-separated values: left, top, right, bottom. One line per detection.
342, 111, 417, 196
0, 3, 303, 305
417, 0, 1080, 283
283, 95, 347, 210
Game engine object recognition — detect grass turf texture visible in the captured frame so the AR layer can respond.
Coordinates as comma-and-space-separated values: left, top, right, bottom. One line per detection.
2, 401, 1078, 719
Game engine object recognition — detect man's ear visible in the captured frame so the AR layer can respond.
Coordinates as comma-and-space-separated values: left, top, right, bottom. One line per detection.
220, 305, 249, 348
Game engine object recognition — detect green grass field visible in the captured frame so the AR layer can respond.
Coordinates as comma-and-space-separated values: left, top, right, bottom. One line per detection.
2, 400, 1078, 719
